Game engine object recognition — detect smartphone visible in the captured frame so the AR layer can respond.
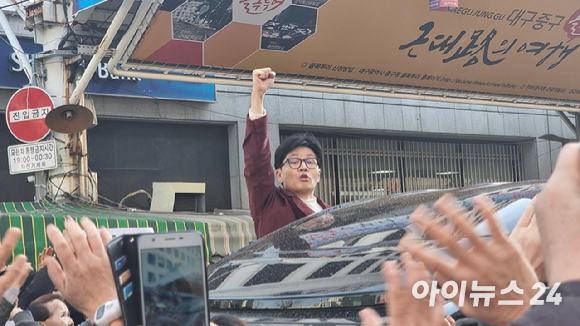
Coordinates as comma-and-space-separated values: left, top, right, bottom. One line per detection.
107, 235, 142, 326
137, 232, 209, 326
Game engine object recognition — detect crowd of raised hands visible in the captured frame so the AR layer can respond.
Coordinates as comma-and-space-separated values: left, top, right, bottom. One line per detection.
0, 218, 120, 326
360, 142, 580, 326
1, 144, 580, 326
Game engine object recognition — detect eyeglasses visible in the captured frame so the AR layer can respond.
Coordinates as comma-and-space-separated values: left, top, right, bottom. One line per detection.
283, 157, 318, 169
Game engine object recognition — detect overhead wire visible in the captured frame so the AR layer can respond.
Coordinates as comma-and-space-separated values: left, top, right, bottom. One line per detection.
43, 161, 144, 210
48, 169, 72, 200
47, 170, 137, 210
61, 0, 82, 45
0, 0, 29, 10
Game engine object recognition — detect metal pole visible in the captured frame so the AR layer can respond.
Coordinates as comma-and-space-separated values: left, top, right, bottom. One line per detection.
69, 0, 136, 104
78, 95, 89, 200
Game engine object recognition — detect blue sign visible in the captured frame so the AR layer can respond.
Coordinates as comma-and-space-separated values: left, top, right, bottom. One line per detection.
72, 0, 109, 15
3, 38, 216, 102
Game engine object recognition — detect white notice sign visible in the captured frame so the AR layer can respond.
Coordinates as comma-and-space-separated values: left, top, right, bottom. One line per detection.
7, 140, 57, 175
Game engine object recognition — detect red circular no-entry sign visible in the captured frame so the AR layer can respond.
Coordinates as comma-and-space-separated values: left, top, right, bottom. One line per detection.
5, 86, 54, 143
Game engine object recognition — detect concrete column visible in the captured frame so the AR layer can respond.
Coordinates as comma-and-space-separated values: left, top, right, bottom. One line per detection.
38, 25, 79, 201
268, 122, 280, 187
228, 122, 242, 209
575, 113, 580, 140
521, 140, 540, 180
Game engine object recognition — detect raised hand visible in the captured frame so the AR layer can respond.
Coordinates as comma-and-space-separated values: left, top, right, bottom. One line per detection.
400, 195, 538, 326
250, 67, 276, 116
534, 143, 580, 286
359, 253, 448, 326
0, 229, 32, 302
45, 217, 117, 322
509, 196, 545, 282
38, 246, 54, 270
252, 67, 276, 96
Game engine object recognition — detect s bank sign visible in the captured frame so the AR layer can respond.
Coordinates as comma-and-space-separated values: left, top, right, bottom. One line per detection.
4, 38, 216, 102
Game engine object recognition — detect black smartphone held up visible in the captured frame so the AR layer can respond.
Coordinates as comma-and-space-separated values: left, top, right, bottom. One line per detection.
137, 232, 210, 326
107, 235, 142, 326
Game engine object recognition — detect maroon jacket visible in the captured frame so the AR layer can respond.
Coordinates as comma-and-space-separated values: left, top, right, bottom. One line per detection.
243, 114, 330, 238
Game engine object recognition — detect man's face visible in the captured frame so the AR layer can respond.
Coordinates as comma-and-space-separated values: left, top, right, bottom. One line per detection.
276, 146, 321, 200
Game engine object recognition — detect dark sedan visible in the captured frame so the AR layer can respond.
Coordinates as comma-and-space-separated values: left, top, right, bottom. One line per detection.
208, 181, 543, 325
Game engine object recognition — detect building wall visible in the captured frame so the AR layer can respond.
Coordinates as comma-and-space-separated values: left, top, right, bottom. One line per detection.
86, 119, 231, 211
0, 110, 233, 211
0, 85, 572, 209
88, 85, 574, 210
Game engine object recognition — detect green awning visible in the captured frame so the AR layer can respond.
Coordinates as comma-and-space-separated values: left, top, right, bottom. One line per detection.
0, 199, 255, 270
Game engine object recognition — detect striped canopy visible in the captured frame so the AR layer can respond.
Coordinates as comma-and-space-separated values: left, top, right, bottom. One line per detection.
0, 199, 220, 270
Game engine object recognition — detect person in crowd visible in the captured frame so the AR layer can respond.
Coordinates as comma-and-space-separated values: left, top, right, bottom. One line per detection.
41, 217, 265, 326
22, 293, 73, 326
244, 68, 329, 238
508, 195, 545, 283
359, 195, 538, 326
44, 217, 119, 326
361, 142, 580, 326
16, 245, 85, 326
359, 252, 455, 326
510, 142, 580, 325
399, 194, 539, 325
0, 229, 34, 326
0, 259, 33, 326
17, 265, 54, 311
474, 195, 547, 326
37, 248, 53, 271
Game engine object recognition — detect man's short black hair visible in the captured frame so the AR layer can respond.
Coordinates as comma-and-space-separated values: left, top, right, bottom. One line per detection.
274, 132, 322, 169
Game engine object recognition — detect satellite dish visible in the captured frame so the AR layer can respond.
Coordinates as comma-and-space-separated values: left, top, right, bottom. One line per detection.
45, 104, 94, 134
